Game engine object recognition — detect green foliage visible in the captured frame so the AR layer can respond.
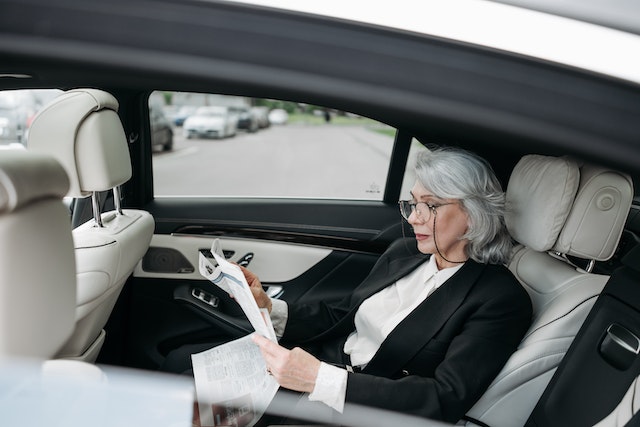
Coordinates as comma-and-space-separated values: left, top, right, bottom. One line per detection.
253, 99, 298, 113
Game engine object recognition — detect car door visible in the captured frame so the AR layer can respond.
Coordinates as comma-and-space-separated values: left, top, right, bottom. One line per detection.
97, 90, 425, 373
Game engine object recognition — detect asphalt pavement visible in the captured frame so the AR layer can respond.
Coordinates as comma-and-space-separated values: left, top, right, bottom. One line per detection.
152, 123, 396, 199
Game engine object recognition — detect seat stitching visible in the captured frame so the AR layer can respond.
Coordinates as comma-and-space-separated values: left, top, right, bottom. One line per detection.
491, 349, 566, 384
523, 294, 598, 340
75, 241, 117, 249
631, 378, 639, 418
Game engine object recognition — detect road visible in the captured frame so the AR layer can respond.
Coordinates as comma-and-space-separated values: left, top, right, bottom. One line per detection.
152, 123, 396, 199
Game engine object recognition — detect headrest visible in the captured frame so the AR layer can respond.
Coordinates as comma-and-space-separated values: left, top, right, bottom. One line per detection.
505, 155, 580, 252
506, 154, 633, 261
555, 163, 633, 260
0, 150, 69, 213
27, 89, 132, 198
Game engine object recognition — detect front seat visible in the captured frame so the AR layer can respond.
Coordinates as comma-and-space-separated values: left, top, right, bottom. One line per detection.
464, 155, 633, 426
0, 150, 76, 359
27, 88, 155, 362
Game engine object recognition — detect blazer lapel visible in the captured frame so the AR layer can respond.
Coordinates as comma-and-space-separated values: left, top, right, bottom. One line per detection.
311, 250, 429, 342
351, 252, 430, 308
363, 260, 486, 377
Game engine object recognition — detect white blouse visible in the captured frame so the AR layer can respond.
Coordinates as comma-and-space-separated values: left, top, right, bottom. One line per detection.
270, 255, 463, 412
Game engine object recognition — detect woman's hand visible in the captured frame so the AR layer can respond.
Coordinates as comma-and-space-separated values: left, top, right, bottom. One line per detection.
252, 333, 320, 393
238, 265, 272, 313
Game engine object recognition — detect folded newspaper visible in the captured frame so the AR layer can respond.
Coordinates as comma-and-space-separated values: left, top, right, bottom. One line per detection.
192, 240, 279, 427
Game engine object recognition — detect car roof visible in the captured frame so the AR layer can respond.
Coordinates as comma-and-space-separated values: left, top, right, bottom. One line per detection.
226, 0, 640, 86
495, 0, 640, 36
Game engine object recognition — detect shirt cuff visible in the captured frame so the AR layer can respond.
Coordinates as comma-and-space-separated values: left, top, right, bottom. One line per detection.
308, 362, 348, 413
269, 298, 288, 339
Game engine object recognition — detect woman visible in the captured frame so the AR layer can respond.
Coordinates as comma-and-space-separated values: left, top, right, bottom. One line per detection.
246, 146, 532, 423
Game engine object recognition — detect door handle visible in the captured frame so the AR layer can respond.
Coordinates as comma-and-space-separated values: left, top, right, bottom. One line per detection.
264, 285, 283, 299
237, 252, 254, 267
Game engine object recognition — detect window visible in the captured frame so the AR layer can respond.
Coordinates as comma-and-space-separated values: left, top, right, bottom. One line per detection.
399, 139, 430, 199
150, 91, 396, 200
0, 89, 63, 148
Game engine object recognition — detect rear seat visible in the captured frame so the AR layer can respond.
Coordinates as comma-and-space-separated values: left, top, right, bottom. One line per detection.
463, 155, 633, 427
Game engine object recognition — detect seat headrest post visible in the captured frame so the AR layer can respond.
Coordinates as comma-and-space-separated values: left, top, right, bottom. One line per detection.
91, 192, 103, 228
113, 186, 123, 216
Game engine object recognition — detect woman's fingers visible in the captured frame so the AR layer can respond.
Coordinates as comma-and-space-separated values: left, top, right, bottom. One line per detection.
252, 333, 280, 357
251, 334, 320, 393
249, 285, 272, 313
238, 265, 261, 288
237, 266, 272, 311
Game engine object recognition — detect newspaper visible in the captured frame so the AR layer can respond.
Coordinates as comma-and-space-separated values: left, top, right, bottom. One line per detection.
192, 240, 279, 427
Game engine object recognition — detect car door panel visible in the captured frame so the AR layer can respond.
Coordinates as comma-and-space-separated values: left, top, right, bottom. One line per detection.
100, 199, 405, 371
134, 234, 333, 283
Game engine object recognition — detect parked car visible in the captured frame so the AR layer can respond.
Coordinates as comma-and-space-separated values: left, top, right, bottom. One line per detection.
1, 0, 640, 426
267, 108, 288, 125
172, 105, 198, 127
251, 106, 270, 128
150, 104, 174, 151
230, 105, 259, 132
183, 106, 238, 139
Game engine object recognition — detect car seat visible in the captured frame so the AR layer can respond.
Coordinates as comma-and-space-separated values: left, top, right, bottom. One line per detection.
464, 154, 633, 427
27, 88, 155, 362
0, 150, 77, 359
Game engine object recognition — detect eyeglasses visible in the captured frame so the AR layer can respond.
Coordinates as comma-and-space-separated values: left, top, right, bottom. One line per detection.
398, 200, 455, 221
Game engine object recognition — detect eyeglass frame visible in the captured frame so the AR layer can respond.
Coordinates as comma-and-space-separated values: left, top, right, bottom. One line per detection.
398, 200, 456, 221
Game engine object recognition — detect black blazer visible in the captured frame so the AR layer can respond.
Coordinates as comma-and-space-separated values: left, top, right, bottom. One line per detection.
282, 238, 532, 423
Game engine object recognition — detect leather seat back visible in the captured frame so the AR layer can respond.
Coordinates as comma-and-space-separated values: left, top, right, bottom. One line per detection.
465, 155, 633, 427
28, 89, 154, 362
0, 150, 76, 359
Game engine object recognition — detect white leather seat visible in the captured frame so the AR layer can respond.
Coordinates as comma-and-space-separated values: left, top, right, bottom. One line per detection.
27, 88, 155, 362
0, 148, 191, 427
465, 155, 633, 427
0, 150, 76, 359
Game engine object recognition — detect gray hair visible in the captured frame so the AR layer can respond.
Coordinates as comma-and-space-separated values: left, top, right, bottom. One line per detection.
414, 147, 512, 265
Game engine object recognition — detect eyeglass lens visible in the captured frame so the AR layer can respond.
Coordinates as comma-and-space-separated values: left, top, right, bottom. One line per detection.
399, 201, 429, 220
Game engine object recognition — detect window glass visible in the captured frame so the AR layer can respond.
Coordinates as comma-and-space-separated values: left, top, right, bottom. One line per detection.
150, 91, 396, 200
399, 138, 430, 199
0, 89, 63, 149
